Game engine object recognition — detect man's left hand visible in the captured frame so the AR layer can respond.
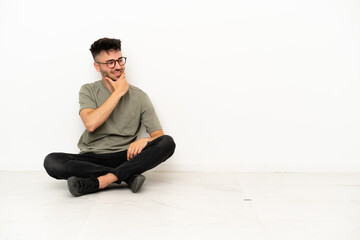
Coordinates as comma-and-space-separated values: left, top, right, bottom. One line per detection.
127, 138, 150, 160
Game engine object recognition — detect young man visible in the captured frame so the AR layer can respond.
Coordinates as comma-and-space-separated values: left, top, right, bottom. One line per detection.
44, 37, 176, 197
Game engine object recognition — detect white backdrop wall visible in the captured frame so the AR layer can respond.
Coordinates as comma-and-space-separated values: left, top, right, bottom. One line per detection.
0, 0, 359, 172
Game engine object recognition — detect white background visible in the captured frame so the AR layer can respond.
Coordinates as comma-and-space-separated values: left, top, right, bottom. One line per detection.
0, 0, 359, 172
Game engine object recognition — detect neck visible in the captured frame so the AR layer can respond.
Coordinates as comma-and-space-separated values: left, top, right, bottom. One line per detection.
102, 78, 114, 93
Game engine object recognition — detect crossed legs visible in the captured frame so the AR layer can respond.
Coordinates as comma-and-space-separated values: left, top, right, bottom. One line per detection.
44, 135, 175, 195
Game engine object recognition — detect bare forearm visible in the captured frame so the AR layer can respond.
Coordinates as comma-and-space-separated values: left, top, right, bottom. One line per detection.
81, 73, 130, 132
145, 130, 164, 142
82, 91, 122, 132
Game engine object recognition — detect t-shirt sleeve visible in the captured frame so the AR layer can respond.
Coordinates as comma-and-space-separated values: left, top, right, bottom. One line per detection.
79, 84, 97, 114
141, 93, 162, 134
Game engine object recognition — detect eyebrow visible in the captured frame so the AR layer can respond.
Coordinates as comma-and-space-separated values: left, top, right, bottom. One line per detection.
105, 57, 122, 62
105, 59, 116, 62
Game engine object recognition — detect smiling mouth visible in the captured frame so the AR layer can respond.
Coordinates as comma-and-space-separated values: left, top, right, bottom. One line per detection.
112, 71, 121, 76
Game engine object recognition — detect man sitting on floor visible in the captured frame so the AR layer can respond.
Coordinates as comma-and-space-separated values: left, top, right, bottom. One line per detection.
44, 37, 176, 197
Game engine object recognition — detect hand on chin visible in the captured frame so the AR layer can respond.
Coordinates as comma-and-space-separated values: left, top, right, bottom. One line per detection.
108, 76, 119, 81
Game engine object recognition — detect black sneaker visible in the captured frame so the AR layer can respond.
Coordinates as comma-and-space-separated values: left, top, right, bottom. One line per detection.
124, 174, 146, 193
67, 176, 99, 197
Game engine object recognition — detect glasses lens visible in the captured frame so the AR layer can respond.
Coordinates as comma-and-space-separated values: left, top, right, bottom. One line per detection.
119, 57, 126, 66
106, 60, 116, 69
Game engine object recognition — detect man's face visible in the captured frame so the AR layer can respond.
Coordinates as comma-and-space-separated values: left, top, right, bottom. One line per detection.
94, 50, 125, 81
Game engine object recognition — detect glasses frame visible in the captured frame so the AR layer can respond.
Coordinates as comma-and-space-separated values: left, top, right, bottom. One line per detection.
96, 57, 127, 69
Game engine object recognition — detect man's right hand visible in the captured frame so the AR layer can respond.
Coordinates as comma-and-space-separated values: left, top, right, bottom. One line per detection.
80, 73, 129, 133
104, 73, 129, 97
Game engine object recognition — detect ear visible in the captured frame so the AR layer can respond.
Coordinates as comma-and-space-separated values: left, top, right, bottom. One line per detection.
94, 62, 101, 72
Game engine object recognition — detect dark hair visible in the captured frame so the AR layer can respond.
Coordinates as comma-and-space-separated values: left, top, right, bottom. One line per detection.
90, 37, 121, 60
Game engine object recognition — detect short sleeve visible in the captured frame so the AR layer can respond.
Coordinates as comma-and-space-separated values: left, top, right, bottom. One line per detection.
79, 84, 97, 114
141, 93, 162, 134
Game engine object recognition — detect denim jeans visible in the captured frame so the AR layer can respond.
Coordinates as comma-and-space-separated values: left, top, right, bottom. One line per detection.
43, 135, 175, 182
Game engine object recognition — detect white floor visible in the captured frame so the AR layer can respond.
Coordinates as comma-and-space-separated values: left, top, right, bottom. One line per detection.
1, 171, 360, 240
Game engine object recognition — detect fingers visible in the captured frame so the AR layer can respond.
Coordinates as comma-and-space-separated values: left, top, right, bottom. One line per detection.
127, 144, 136, 160
127, 145, 131, 160
127, 141, 145, 160
136, 147, 142, 155
120, 72, 126, 79
127, 148, 140, 160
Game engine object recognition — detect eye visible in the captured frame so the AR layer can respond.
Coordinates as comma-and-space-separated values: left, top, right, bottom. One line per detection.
106, 60, 115, 65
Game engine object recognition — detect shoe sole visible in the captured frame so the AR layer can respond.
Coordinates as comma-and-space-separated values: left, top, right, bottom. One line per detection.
131, 175, 146, 193
67, 176, 81, 197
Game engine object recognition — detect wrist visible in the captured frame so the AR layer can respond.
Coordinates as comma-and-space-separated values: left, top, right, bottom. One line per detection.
112, 88, 124, 99
113, 87, 121, 95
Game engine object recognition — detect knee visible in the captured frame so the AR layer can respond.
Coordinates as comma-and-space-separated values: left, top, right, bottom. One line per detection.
43, 153, 65, 179
159, 135, 176, 156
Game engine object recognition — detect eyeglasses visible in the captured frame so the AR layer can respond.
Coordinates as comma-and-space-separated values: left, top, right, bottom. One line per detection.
96, 57, 127, 69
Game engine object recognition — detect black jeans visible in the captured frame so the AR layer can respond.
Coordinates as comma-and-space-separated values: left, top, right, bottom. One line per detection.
43, 135, 175, 182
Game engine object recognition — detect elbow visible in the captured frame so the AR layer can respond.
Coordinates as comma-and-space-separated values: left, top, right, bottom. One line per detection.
80, 109, 97, 133
87, 127, 95, 133
85, 122, 96, 133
